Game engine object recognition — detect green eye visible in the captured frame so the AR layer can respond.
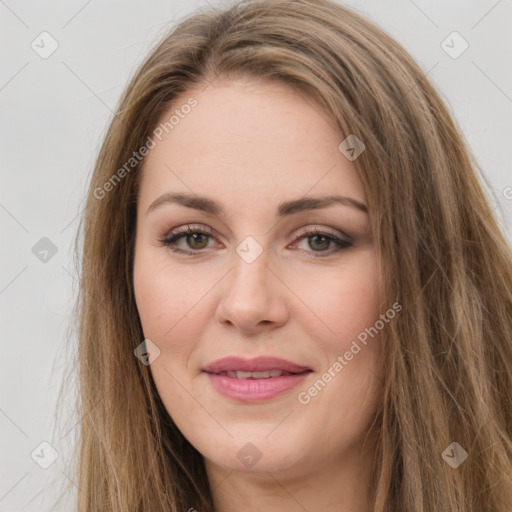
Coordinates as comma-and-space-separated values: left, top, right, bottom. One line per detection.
184, 232, 209, 250
307, 234, 332, 251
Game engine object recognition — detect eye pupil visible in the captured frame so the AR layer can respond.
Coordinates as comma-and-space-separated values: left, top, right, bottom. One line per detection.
309, 235, 330, 251
188, 233, 208, 249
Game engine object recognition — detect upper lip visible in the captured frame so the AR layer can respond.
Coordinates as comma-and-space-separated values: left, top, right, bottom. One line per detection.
202, 356, 311, 374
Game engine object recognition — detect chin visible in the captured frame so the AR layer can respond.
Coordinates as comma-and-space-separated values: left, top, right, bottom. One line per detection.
197, 429, 309, 475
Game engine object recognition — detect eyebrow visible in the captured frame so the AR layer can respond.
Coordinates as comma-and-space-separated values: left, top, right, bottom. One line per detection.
146, 192, 368, 217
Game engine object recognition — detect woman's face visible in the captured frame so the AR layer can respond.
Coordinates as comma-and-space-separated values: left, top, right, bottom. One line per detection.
133, 77, 383, 478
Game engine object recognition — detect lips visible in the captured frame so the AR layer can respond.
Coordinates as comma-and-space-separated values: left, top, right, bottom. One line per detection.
202, 356, 312, 402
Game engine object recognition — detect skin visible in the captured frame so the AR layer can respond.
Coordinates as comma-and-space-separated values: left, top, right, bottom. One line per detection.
133, 76, 384, 511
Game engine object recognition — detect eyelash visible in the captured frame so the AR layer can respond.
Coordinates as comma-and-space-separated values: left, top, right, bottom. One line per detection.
159, 223, 353, 258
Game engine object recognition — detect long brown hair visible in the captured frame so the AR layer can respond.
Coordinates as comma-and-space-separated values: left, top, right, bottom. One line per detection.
58, 0, 512, 510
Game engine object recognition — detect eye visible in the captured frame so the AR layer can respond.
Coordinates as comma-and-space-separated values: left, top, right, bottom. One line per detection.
289, 225, 353, 257
159, 224, 353, 257
159, 224, 217, 255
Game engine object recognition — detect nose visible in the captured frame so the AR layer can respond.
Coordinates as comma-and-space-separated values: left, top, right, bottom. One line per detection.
214, 248, 289, 334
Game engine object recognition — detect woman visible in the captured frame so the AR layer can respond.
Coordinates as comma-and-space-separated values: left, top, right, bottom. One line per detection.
68, 0, 512, 510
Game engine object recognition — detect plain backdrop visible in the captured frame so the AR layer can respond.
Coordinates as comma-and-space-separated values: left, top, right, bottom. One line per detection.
1, 0, 511, 510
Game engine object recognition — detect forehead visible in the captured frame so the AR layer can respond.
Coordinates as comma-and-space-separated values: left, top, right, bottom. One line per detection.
137, 78, 367, 212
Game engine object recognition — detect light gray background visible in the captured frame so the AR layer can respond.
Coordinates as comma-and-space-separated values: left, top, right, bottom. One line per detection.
1, 0, 511, 510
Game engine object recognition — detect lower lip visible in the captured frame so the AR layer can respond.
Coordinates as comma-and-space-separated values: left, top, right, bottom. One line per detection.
205, 372, 311, 402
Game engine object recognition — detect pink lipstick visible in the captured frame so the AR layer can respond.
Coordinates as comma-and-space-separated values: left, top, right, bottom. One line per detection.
202, 356, 312, 403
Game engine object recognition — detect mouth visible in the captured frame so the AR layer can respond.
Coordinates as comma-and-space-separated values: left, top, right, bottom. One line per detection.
202, 356, 313, 402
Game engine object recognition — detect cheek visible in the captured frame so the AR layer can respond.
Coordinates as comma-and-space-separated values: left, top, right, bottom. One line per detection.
292, 250, 383, 409
290, 249, 381, 350
296, 277, 383, 452
133, 247, 202, 346
133, 253, 222, 445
